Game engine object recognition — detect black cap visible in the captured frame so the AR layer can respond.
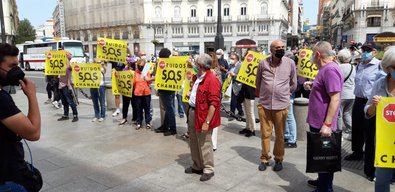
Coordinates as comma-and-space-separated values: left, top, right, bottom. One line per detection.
361, 42, 377, 52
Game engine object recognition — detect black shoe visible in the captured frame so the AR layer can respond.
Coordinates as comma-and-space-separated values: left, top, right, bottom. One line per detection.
154, 127, 165, 133
228, 117, 235, 121
72, 116, 79, 122
239, 128, 249, 134
367, 176, 375, 182
164, 131, 177, 136
245, 130, 256, 137
286, 142, 297, 148
307, 179, 318, 188
184, 167, 203, 175
273, 162, 283, 172
344, 152, 363, 161
200, 173, 214, 182
258, 162, 270, 171
284, 138, 289, 143
57, 116, 69, 121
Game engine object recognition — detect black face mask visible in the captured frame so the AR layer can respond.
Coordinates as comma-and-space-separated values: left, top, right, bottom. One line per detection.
274, 49, 285, 59
137, 65, 144, 71
0, 66, 25, 86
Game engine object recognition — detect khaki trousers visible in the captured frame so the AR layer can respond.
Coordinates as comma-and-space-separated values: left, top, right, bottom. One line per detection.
257, 105, 288, 163
243, 99, 256, 131
188, 108, 214, 174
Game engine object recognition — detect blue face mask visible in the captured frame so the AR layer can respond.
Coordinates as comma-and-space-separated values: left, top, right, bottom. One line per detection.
391, 70, 395, 80
361, 52, 373, 63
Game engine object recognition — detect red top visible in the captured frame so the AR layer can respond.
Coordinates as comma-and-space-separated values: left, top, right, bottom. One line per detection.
194, 70, 221, 132
133, 71, 151, 96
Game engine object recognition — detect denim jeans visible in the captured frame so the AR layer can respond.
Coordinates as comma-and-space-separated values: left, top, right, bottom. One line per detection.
375, 168, 395, 192
230, 90, 243, 115
310, 126, 334, 192
285, 98, 297, 143
90, 86, 106, 118
60, 86, 78, 117
175, 93, 185, 116
135, 95, 152, 125
337, 99, 354, 132
159, 91, 176, 132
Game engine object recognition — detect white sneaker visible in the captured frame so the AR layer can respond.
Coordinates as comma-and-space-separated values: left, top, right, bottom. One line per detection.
44, 99, 52, 104
112, 109, 120, 117
52, 101, 60, 109
92, 118, 98, 122
98, 118, 104, 122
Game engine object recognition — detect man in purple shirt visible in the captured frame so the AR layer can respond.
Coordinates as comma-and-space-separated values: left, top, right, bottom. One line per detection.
304, 41, 343, 192
255, 39, 297, 172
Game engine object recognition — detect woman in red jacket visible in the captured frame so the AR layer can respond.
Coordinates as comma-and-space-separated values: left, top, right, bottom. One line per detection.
184, 54, 221, 182
133, 59, 153, 130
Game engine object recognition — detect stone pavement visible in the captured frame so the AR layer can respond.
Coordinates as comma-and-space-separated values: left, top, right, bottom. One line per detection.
11, 91, 393, 192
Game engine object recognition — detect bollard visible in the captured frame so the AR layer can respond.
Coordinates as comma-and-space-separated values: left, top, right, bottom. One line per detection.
293, 97, 309, 141
105, 83, 116, 110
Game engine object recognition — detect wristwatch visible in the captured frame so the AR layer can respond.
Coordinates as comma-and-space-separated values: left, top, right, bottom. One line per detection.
205, 120, 210, 125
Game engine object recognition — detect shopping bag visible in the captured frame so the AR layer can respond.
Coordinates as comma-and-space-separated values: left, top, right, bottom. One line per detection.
306, 131, 342, 173
224, 81, 232, 98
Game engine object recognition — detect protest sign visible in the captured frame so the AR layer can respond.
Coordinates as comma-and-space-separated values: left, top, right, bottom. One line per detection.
297, 49, 319, 79
45, 50, 68, 75
375, 97, 395, 168
236, 51, 268, 88
154, 56, 188, 91
72, 63, 102, 88
96, 38, 127, 63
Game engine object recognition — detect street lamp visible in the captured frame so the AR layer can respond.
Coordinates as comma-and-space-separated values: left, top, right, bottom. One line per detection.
214, 0, 224, 50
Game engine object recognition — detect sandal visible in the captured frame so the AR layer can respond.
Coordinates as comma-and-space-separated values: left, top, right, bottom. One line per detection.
118, 119, 127, 125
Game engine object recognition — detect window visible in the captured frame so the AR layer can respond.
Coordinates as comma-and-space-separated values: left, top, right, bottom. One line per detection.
366, 17, 381, 27
122, 30, 128, 39
207, 6, 213, 17
155, 6, 162, 18
191, 6, 197, 17
224, 4, 230, 16
174, 6, 181, 18
241, 4, 247, 16
261, 2, 268, 15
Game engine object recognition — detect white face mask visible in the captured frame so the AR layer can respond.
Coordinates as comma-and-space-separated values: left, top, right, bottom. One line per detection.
141, 56, 147, 60
230, 59, 236, 64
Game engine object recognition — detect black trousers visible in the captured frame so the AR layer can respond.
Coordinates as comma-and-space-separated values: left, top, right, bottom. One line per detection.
122, 95, 137, 121
351, 97, 368, 153
364, 117, 376, 178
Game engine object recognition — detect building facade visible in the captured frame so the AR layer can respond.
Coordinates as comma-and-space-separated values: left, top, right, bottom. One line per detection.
60, 0, 291, 58
36, 19, 54, 39
1, 0, 19, 43
53, 0, 66, 38
340, 0, 395, 45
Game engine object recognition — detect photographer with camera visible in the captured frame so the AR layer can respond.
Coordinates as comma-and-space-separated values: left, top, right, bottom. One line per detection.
0, 43, 42, 191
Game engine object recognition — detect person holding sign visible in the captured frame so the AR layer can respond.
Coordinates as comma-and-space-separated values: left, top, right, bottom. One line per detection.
184, 54, 221, 182
133, 59, 153, 130
57, 52, 79, 122
90, 63, 107, 122
364, 46, 395, 192
255, 40, 297, 172
227, 53, 244, 121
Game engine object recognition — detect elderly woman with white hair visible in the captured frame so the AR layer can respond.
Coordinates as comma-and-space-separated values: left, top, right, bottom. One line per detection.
365, 46, 395, 192
184, 54, 221, 182
336, 49, 356, 140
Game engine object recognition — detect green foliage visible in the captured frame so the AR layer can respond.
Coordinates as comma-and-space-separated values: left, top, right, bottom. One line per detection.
15, 19, 36, 44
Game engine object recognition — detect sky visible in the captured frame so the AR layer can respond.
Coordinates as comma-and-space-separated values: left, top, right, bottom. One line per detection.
15, 0, 319, 28
303, 0, 319, 25
16, 0, 57, 28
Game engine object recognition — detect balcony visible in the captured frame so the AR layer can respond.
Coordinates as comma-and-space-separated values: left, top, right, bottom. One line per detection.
256, 14, 270, 20
151, 17, 164, 24
222, 16, 232, 22
171, 0, 182, 2
172, 17, 182, 23
188, 17, 199, 23
153, 0, 163, 2
204, 17, 216, 23
237, 15, 249, 21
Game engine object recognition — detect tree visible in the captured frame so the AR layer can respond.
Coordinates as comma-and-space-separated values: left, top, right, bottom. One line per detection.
15, 19, 36, 44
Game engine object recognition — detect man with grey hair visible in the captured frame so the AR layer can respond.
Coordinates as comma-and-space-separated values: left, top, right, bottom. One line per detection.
185, 54, 221, 182
304, 41, 343, 191
336, 49, 355, 140
256, 39, 297, 172
216, 49, 229, 81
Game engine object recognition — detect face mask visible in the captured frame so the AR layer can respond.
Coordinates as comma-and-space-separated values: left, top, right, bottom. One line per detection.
361, 52, 373, 63
216, 54, 222, 59
141, 56, 147, 61
274, 49, 285, 58
391, 70, 395, 80
137, 65, 144, 71
0, 66, 25, 86
230, 59, 235, 64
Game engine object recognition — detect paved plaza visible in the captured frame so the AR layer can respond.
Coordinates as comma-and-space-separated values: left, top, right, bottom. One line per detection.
12, 91, 393, 192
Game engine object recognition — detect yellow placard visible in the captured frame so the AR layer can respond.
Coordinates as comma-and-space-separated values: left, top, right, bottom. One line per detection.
45, 50, 68, 75
72, 63, 102, 88
116, 70, 134, 98
375, 97, 395, 168
182, 68, 196, 103
111, 69, 119, 95
148, 62, 156, 74
154, 56, 188, 91
297, 49, 319, 79
236, 51, 268, 88
222, 76, 232, 94
96, 38, 127, 64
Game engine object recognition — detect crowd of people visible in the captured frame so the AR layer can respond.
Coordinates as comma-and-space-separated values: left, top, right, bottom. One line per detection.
0, 38, 395, 192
